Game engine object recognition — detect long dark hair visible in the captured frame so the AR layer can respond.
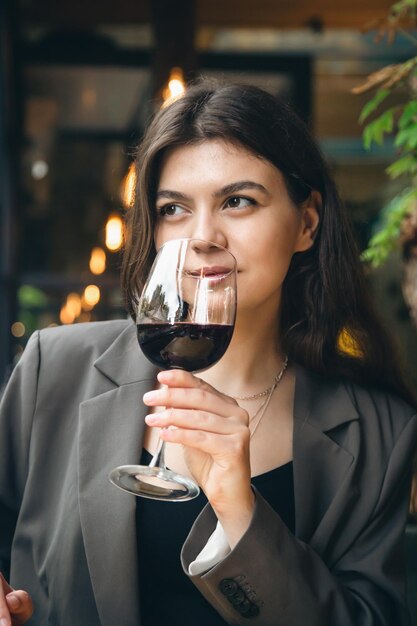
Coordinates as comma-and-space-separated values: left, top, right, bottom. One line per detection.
122, 80, 415, 405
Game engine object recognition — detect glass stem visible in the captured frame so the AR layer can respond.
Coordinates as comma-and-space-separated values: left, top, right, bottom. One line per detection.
149, 368, 182, 470
149, 437, 166, 469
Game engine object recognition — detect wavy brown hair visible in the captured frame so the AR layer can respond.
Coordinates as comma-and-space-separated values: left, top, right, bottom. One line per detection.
122, 80, 415, 406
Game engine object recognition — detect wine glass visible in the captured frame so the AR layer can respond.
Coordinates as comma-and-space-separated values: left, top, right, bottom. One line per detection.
109, 238, 237, 501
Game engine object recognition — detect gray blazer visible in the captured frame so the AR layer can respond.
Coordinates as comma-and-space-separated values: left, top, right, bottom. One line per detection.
0, 319, 416, 625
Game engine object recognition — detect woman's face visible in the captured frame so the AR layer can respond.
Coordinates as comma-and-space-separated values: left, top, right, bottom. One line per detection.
153, 139, 319, 316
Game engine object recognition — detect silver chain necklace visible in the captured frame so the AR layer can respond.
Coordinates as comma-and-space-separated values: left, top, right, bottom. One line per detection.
235, 357, 289, 439
233, 356, 289, 401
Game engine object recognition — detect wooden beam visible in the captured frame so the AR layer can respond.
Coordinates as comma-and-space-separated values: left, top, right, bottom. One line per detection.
21, 0, 149, 26
22, 0, 394, 30
196, 0, 395, 29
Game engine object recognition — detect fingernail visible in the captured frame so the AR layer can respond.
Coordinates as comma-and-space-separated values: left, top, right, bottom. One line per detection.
0, 617, 10, 626
158, 369, 172, 379
145, 414, 158, 425
7, 594, 19, 610
143, 391, 157, 402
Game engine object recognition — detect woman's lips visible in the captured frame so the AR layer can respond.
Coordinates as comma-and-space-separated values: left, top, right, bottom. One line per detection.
189, 266, 233, 278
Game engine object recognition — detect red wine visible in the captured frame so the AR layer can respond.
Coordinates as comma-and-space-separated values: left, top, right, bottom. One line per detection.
137, 323, 234, 371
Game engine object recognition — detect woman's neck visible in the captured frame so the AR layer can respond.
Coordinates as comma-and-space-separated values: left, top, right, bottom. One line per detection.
200, 307, 285, 398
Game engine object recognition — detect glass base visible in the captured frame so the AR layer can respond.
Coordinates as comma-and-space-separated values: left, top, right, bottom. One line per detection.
109, 465, 200, 502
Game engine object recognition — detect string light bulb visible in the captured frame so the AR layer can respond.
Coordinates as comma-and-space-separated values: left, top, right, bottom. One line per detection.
60, 304, 75, 325
162, 67, 186, 107
11, 322, 25, 337
89, 247, 106, 274
83, 284, 101, 308
105, 214, 123, 252
121, 162, 137, 208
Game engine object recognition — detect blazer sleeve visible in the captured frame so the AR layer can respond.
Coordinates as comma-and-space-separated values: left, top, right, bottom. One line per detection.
181, 413, 417, 626
0, 332, 40, 577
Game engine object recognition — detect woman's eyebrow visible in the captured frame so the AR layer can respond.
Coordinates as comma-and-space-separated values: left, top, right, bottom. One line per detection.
214, 181, 270, 197
156, 181, 270, 202
156, 190, 191, 201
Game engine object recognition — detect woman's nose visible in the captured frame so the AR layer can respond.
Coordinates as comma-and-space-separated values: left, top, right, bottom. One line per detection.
190, 239, 213, 254
189, 239, 235, 273
191, 214, 227, 249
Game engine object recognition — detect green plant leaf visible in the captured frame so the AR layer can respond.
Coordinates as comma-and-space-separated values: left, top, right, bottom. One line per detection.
386, 154, 417, 178
391, 0, 407, 12
356, 3, 417, 268
361, 187, 417, 266
363, 108, 395, 149
18, 285, 48, 308
359, 88, 391, 124
394, 124, 417, 149
398, 99, 417, 129
361, 247, 387, 267
391, 1, 417, 16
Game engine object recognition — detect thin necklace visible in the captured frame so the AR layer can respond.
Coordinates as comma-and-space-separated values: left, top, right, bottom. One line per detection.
237, 357, 289, 438
233, 356, 289, 401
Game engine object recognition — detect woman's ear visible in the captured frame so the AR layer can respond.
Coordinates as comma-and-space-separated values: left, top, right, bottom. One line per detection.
294, 191, 321, 253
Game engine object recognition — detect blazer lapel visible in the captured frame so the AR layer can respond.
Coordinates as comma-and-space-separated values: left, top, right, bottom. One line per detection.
293, 365, 360, 561
78, 322, 157, 626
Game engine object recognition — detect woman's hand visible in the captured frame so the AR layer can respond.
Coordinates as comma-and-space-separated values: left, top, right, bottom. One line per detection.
0, 573, 33, 626
143, 369, 255, 547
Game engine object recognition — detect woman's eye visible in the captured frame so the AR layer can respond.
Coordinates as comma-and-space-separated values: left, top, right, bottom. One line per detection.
224, 196, 255, 209
157, 204, 185, 217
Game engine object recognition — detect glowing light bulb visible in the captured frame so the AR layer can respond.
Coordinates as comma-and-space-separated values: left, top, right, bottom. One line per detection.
121, 163, 137, 208
105, 215, 123, 252
162, 67, 186, 107
66, 293, 82, 318
89, 247, 106, 274
60, 305, 75, 325
11, 322, 25, 337
31, 160, 49, 180
83, 284, 100, 308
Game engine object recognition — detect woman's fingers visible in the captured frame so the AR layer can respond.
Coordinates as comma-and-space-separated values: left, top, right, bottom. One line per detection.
145, 408, 242, 433
150, 370, 254, 522
0, 573, 13, 626
146, 369, 253, 513
159, 424, 250, 460
0, 574, 33, 626
6, 591, 33, 626
144, 369, 250, 450
157, 369, 236, 404
144, 375, 246, 422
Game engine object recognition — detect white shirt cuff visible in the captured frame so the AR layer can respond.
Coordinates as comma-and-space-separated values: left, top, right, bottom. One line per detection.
188, 520, 231, 575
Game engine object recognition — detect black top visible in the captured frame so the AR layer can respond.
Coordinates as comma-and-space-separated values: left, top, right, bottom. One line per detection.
136, 449, 295, 626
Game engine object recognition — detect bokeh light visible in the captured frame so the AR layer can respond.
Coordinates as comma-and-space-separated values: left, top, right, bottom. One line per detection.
105, 215, 123, 252
89, 247, 106, 275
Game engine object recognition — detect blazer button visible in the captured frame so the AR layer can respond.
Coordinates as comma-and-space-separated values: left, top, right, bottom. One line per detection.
240, 602, 260, 618
238, 598, 252, 613
230, 588, 246, 605
219, 579, 239, 597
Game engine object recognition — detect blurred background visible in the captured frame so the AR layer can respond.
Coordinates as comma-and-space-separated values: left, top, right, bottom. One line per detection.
1, 0, 417, 618
1, 0, 417, 390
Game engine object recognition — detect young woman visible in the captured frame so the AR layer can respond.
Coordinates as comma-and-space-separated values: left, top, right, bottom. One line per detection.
1, 81, 416, 626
